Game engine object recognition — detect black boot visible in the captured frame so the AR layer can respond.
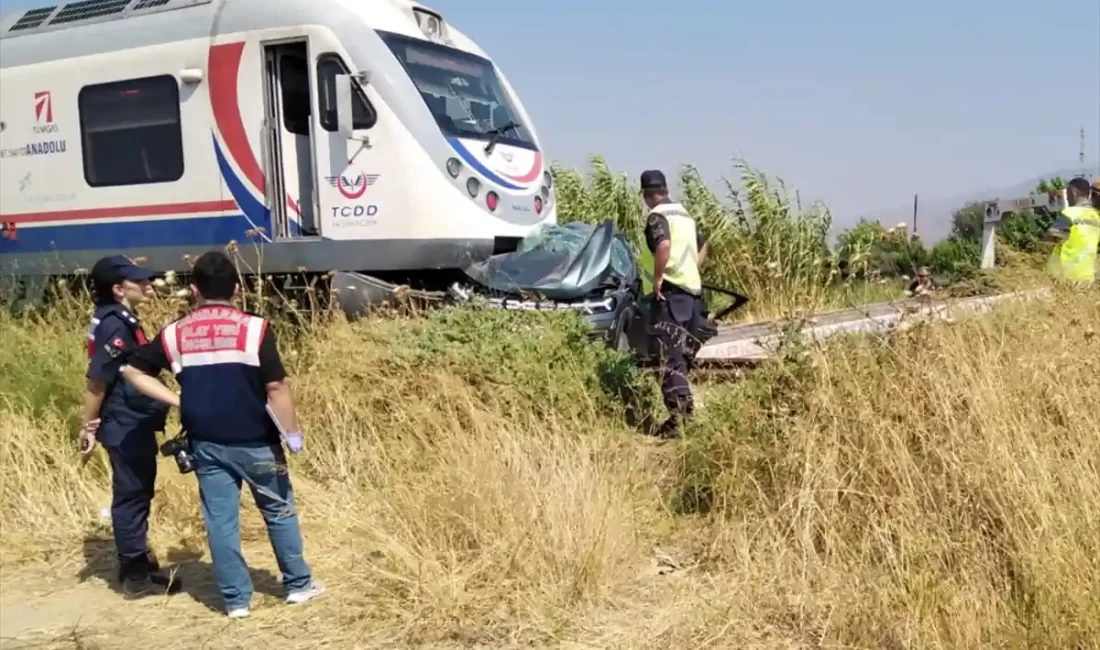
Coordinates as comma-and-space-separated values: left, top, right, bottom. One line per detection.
119, 553, 182, 598
652, 398, 693, 440
654, 415, 682, 439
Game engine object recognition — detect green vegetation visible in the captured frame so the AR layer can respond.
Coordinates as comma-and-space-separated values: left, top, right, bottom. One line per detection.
553, 157, 844, 321
832, 176, 1068, 288
550, 158, 1055, 321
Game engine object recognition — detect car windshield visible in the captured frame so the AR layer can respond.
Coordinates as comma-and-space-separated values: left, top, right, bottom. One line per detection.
379, 31, 536, 150
462, 221, 637, 300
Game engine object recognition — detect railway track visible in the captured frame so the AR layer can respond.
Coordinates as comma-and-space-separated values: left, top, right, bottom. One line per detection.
692, 288, 1051, 368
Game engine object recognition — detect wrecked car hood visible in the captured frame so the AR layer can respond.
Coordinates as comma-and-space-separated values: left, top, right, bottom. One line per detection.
461, 220, 637, 301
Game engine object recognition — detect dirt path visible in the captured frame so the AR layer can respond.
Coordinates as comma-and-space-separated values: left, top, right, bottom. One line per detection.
0, 556, 330, 650
0, 544, 703, 650
1, 580, 119, 646
1, 564, 215, 649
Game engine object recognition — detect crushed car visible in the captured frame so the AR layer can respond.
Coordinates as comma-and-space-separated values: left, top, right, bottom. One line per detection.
449, 219, 750, 366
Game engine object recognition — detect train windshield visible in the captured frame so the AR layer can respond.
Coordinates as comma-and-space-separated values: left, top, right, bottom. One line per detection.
380, 31, 537, 150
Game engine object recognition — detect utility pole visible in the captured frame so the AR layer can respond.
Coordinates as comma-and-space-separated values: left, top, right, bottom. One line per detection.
912, 193, 918, 237
1080, 126, 1086, 178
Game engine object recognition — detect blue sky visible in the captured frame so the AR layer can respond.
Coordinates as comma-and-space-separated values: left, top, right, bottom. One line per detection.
429, 0, 1099, 236
3, 0, 1098, 238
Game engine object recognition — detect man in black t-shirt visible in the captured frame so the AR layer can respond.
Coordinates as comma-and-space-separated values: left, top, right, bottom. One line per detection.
122, 251, 323, 619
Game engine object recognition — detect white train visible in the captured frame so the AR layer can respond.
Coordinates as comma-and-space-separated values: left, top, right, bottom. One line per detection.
0, 0, 556, 306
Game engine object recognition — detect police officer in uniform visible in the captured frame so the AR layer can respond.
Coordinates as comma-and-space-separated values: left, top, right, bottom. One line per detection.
1044, 176, 1099, 285
1042, 175, 1095, 285
638, 170, 708, 438
80, 256, 181, 597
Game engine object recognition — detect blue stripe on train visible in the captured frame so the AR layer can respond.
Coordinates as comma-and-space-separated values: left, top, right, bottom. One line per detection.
210, 134, 298, 237
447, 137, 525, 191
1, 214, 257, 255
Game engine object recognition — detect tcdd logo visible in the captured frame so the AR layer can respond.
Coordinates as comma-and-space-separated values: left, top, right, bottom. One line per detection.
33, 91, 58, 134
325, 172, 379, 200
331, 205, 378, 218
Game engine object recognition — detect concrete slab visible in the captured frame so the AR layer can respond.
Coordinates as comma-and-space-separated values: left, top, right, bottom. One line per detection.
696, 288, 1051, 362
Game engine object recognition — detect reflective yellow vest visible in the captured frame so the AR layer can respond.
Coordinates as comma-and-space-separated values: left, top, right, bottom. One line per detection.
639, 202, 702, 295
1047, 205, 1100, 283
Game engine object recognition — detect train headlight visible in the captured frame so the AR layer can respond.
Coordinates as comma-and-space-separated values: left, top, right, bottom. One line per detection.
446, 158, 461, 178
466, 177, 480, 197
486, 191, 499, 211
543, 171, 552, 187
414, 9, 444, 40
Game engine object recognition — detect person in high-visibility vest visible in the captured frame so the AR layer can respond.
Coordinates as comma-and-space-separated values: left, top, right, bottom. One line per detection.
1044, 176, 1099, 284
638, 169, 708, 438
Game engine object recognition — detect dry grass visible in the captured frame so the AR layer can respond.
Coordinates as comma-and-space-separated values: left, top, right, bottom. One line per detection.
1, 285, 1098, 648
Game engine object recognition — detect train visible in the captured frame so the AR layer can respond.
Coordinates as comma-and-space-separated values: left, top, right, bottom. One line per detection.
0, 0, 556, 309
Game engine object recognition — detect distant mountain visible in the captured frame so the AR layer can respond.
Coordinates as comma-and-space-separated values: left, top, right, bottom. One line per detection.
849, 165, 1100, 244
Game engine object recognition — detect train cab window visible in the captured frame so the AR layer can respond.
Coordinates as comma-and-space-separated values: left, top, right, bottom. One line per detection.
78, 74, 184, 187
317, 54, 377, 131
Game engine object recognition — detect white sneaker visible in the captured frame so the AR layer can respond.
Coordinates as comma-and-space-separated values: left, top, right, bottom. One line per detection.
286, 581, 325, 605
227, 608, 251, 619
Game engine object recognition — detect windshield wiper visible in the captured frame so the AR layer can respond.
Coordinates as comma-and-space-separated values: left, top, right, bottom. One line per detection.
483, 120, 522, 155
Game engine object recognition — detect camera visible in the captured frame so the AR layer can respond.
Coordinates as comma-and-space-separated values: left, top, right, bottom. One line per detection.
159, 432, 194, 474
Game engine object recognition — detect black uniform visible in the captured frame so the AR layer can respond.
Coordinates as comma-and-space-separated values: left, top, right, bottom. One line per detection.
85, 256, 180, 595
641, 172, 707, 434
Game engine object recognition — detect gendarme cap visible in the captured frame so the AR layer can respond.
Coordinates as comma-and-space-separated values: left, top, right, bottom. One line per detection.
90, 255, 155, 291
640, 169, 667, 191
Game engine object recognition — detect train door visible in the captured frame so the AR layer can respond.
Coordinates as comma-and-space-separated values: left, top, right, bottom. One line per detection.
261, 40, 319, 237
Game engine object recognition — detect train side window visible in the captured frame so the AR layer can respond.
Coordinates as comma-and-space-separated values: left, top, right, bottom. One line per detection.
78, 74, 184, 187
316, 54, 377, 131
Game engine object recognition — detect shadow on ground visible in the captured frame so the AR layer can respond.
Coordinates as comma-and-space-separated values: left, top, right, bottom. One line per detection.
77, 536, 285, 613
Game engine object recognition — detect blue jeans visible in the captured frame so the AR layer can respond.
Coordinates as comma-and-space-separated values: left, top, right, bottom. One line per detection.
191, 439, 312, 610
